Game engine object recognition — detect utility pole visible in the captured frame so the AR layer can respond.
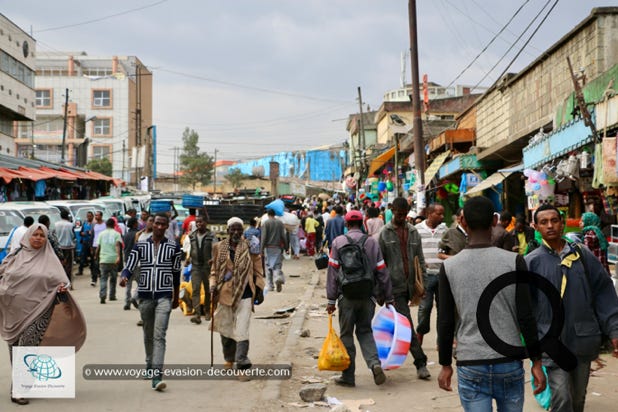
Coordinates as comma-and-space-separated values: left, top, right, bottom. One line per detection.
212, 148, 218, 194
409, 0, 425, 213
122, 140, 126, 183
357, 87, 366, 173
60, 88, 69, 164
173, 146, 180, 192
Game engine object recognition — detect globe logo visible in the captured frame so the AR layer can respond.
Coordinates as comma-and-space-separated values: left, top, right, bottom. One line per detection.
23, 354, 62, 381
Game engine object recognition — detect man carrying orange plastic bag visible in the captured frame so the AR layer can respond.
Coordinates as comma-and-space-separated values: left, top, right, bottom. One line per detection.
326, 210, 394, 387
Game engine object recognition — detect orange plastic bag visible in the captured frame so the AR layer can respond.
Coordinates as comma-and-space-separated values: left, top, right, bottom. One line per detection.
317, 314, 351, 371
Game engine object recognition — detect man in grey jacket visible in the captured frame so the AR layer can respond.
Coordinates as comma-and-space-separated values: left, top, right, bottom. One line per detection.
327, 210, 393, 387
261, 208, 288, 292
53, 210, 76, 285
526, 203, 618, 412
379, 197, 430, 379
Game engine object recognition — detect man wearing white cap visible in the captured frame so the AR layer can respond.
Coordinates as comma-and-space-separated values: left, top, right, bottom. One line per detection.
210, 217, 265, 378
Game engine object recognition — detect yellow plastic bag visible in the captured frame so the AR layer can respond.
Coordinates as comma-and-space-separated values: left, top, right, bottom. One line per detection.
317, 314, 351, 371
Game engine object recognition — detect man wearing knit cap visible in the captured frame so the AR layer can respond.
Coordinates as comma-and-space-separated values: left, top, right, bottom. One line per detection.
210, 217, 265, 379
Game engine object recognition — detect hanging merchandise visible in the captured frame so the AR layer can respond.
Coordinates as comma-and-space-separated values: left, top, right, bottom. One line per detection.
592, 143, 603, 189
377, 181, 387, 192
386, 180, 394, 192
524, 168, 556, 206
602, 137, 618, 185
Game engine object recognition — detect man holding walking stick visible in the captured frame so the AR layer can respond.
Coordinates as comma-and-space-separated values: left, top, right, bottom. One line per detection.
209, 217, 265, 381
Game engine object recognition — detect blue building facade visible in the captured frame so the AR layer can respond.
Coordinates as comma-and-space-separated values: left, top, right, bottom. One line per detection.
232, 148, 348, 182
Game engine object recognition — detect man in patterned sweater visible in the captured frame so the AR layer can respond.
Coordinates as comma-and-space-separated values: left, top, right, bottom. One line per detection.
120, 213, 183, 392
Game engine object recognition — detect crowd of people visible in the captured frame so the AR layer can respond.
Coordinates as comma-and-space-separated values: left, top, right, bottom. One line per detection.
1, 192, 617, 411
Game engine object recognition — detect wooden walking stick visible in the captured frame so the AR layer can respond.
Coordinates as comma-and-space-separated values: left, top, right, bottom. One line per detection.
210, 291, 215, 368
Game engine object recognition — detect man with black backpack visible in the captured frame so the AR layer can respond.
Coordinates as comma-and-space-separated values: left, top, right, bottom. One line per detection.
326, 210, 394, 387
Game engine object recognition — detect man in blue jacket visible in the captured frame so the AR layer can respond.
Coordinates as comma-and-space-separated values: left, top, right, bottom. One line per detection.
526, 204, 618, 412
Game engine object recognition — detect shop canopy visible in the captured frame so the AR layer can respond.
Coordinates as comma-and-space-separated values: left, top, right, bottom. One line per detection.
424, 150, 451, 184
368, 146, 395, 176
0, 168, 24, 183
39, 167, 78, 181
466, 171, 513, 195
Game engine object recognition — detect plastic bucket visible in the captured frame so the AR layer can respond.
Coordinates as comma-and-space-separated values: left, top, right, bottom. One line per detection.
372, 305, 412, 370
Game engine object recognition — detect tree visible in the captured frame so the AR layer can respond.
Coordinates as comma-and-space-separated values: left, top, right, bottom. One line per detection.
179, 127, 214, 191
87, 158, 112, 176
225, 168, 247, 189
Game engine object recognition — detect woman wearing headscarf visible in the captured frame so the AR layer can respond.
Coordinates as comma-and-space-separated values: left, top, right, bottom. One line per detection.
580, 212, 610, 273
209, 217, 265, 380
0, 223, 70, 405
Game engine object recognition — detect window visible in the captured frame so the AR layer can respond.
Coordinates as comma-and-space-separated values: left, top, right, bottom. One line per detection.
35, 89, 52, 108
0, 51, 35, 87
92, 145, 111, 160
92, 89, 111, 108
93, 118, 111, 136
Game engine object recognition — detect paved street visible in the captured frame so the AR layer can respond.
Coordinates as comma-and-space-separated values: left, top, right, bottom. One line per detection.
1, 257, 618, 411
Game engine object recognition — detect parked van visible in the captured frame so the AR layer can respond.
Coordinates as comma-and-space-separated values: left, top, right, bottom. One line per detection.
47, 200, 109, 224
0, 202, 62, 255
0, 208, 25, 258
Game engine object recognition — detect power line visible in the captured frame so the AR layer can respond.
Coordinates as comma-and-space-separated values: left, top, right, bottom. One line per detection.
35, 0, 169, 33
155, 67, 353, 104
472, 0, 557, 90
445, 0, 531, 89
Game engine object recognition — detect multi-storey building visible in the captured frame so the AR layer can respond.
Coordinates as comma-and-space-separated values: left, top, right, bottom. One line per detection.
0, 14, 35, 157
15, 52, 152, 182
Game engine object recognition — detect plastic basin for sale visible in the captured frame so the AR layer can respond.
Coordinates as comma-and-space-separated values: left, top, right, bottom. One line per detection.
372, 305, 412, 370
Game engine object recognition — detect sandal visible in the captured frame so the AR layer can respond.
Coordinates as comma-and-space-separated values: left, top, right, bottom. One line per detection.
11, 397, 29, 405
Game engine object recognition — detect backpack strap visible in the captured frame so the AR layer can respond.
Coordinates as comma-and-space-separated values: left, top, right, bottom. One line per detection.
572, 243, 596, 311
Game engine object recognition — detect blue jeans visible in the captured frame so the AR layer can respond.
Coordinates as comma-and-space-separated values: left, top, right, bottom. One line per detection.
289, 232, 300, 256
417, 273, 439, 335
457, 360, 524, 412
99, 263, 117, 299
264, 247, 284, 288
139, 297, 172, 374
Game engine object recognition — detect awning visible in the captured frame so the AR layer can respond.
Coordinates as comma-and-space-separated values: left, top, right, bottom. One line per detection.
60, 168, 94, 180
0, 168, 24, 183
424, 150, 451, 184
40, 167, 77, 181
466, 171, 513, 195
368, 146, 395, 176
15, 167, 56, 181
85, 171, 113, 181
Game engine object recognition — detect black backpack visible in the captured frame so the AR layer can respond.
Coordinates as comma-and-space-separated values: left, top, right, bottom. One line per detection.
338, 235, 374, 299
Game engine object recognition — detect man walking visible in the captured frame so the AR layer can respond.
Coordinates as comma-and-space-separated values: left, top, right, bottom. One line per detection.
437, 208, 467, 259
78, 211, 94, 276
379, 197, 431, 379
525, 204, 618, 412
97, 218, 122, 304
91, 211, 107, 287
324, 205, 345, 250
120, 213, 182, 392
438, 196, 546, 411
261, 208, 288, 292
53, 210, 76, 285
209, 217, 265, 378
123, 217, 140, 310
9, 216, 34, 252
327, 210, 394, 387
186, 215, 217, 324
415, 203, 447, 345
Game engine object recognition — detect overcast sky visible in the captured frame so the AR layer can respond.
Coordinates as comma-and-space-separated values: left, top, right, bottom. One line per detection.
3, 0, 614, 173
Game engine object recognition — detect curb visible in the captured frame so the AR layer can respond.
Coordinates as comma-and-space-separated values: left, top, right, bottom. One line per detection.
259, 268, 321, 402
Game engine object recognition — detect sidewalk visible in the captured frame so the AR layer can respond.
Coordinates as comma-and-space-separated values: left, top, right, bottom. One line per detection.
264, 260, 618, 412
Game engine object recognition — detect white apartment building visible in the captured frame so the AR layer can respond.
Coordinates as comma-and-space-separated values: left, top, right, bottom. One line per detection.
15, 52, 152, 182
0, 14, 35, 156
